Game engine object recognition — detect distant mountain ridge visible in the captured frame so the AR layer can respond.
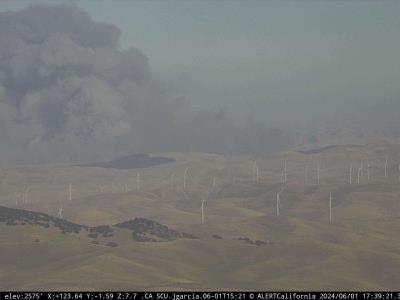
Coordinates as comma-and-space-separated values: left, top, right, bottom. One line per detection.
80, 153, 175, 169
297, 144, 365, 155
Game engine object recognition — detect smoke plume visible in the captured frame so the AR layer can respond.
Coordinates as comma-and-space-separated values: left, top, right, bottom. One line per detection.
0, 4, 294, 166
0, 4, 177, 164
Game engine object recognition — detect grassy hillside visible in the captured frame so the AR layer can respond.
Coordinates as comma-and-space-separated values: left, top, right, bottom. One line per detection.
1, 142, 400, 290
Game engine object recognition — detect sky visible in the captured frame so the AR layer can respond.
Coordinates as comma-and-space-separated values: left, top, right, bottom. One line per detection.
1, 0, 399, 112
0, 1, 400, 164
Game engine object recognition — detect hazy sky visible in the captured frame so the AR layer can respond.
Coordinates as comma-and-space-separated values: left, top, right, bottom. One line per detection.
1, 1, 400, 118
0, 0, 400, 165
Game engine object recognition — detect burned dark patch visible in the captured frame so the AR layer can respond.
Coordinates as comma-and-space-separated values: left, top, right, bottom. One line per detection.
0, 205, 87, 234
105, 242, 118, 248
0, 205, 197, 243
234, 237, 270, 246
89, 225, 114, 237
115, 218, 197, 242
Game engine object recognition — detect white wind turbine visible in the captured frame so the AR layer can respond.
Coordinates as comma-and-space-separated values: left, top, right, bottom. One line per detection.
69, 183, 72, 201
15, 193, 22, 207
23, 186, 31, 204
366, 159, 371, 182
398, 163, 400, 183
253, 161, 259, 183
281, 160, 287, 184
329, 192, 335, 224
183, 168, 189, 190
201, 199, 206, 225
170, 173, 175, 189
137, 172, 141, 191
357, 162, 363, 184
384, 157, 388, 178
57, 201, 63, 218
212, 176, 216, 188
349, 163, 353, 185
276, 188, 284, 216
305, 165, 309, 185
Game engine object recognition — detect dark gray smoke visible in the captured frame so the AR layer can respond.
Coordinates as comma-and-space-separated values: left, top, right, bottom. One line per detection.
0, 4, 175, 164
0, 4, 294, 166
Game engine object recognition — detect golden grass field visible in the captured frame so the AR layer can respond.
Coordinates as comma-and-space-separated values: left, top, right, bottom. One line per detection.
1, 140, 400, 290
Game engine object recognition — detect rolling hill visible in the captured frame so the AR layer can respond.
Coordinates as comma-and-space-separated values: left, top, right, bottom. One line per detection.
1, 140, 400, 290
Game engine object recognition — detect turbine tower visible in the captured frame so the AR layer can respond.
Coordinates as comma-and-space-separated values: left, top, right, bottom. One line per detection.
69, 184, 72, 201
15, 193, 22, 207
284, 160, 287, 183
349, 163, 353, 185
212, 176, 216, 188
24, 186, 31, 204
253, 161, 259, 183
329, 192, 335, 224
384, 158, 388, 178
398, 163, 400, 182
367, 159, 371, 182
201, 199, 206, 225
183, 168, 189, 190
281, 160, 287, 184
357, 162, 363, 184
57, 201, 63, 218
276, 188, 284, 216
170, 173, 175, 189
317, 163, 320, 185
137, 172, 141, 191
305, 165, 309, 185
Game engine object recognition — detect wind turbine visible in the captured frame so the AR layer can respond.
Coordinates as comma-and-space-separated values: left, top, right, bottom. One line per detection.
349, 163, 353, 185
253, 161, 259, 183
57, 201, 63, 218
284, 160, 287, 183
137, 172, 141, 191
366, 159, 371, 182
398, 163, 400, 182
15, 193, 22, 207
317, 163, 320, 185
357, 162, 363, 184
69, 183, 72, 201
305, 165, 309, 185
170, 173, 175, 189
23, 186, 31, 204
384, 158, 388, 178
276, 188, 284, 216
329, 192, 335, 224
201, 199, 206, 225
281, 160, 287, 184
183, 168, 189, 190
212, 176, 216, 188
111, 183, 115, 193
